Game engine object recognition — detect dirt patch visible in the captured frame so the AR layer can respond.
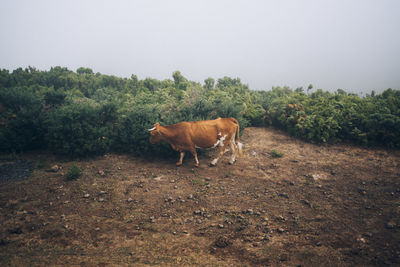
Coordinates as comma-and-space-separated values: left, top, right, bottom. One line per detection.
0, 127, 399, 266
0, 160, 34, 183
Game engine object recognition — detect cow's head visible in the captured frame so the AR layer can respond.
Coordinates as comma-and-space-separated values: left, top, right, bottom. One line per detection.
148, 123, 162, 144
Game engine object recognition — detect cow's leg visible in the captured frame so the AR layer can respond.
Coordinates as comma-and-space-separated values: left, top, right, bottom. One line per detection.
176, 151, 185, 166
190, 148, 200, 167
229, 137, 237, 165
210, 137, 230, 166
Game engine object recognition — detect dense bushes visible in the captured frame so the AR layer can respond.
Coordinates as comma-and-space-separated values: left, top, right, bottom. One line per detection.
45, 101, 118, 156
0, 88, 45, 152
0, 66, 399, 157
263, 88, 400, 146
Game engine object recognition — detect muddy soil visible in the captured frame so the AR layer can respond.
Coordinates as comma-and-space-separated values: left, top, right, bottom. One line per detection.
0, 127, 399, 266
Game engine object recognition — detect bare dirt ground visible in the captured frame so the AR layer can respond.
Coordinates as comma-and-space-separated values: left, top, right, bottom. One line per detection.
0, 127, 399, 266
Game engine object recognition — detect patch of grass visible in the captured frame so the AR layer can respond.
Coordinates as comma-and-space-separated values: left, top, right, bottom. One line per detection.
36, 159, 49, 169
270, 150, 284, 158
224, 171, 232, 178
0, 152, 18, 161
304, 174, 314, 185
66, 165, 82, 181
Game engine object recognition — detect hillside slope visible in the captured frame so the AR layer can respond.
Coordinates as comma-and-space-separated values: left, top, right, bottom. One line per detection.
1, 127, 399, 266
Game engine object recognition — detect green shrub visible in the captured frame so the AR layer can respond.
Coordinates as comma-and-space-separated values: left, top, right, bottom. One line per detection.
0, 88, 45, 152
270, 150, 284, 158
66, 165, 82, 180
45, 101, 117, 157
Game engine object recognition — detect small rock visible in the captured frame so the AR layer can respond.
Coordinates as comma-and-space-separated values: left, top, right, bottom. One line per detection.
246, 209, 254, 215
277, 228, 285, 233
205, 177, 211, 181
214, 236, 231, 248
170, 179, 175, 183
127, 198, 133, 202
46, 165, 59, 172
98, 170, 105, 177
98, 198, 105, 202
187, 194, 193, 199
386, 222, 395, 229
279, 193, 289, 199
83, 193, 90, 198
174, 185, 178, 189
218, 224, 224, 229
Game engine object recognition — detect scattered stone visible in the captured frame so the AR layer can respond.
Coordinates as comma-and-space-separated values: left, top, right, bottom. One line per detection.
170, 179, 175, 183
98, 191, 106, 196
187, 194, 193, 199
277, 228, 285, 233
386, 222, 395, 229
246, 209, 254, 215
83, 193, 90, 198
127, 198, 133, 202
218, 224, 224, 229
98, 198, 105, 202
205, 177, 211, 181
214, 236, 231, 248
316, 241, 322, 246
279, 193, 289, 199
50, 165, 60, 172
98, 170, 105, 177
289, 181, 295, 185
276, 215, 285, 221
302, 199, 311, 207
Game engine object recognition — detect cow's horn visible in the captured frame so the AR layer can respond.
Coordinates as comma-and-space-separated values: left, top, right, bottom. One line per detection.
148, 127, 156, 131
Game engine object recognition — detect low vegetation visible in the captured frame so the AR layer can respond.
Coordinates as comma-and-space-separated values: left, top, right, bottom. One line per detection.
0, 67, 399, 157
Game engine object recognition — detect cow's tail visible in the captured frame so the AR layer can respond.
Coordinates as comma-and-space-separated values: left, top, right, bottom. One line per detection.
231, 118, 243, 157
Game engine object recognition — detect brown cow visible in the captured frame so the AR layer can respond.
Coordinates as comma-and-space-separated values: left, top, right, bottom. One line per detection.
148, 118, 243, 167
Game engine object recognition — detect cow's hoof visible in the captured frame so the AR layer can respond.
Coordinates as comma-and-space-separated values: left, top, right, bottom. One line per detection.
176, 162, 182, 167
194, 163, 199, 167
209, 162, 216, 167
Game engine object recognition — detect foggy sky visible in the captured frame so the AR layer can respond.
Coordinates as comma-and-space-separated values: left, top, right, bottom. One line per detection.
1, 0, 399, 93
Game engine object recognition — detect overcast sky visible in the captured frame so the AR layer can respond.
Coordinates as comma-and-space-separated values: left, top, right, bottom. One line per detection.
1, 0, 399, 93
